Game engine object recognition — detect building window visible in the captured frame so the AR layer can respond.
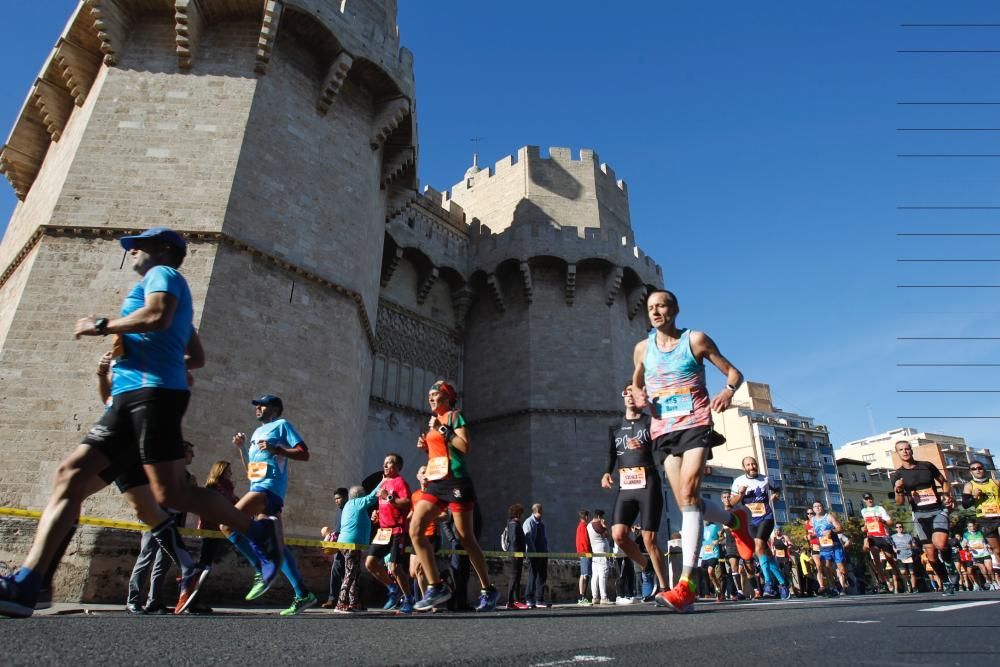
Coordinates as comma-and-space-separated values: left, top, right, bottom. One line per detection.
823, 455, 834, 465
860, 473, 867, 482
851, 472, 858, 482
863, 454, 876, 463
846, 499, 854, 516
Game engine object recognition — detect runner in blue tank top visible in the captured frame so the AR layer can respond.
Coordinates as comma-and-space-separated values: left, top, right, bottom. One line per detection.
630, 289, 753, 613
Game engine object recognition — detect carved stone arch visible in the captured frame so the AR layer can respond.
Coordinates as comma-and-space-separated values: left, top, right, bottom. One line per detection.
272, 5, 344, 81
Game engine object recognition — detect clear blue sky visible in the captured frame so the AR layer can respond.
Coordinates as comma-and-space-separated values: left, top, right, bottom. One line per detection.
4, 1, 1000, 457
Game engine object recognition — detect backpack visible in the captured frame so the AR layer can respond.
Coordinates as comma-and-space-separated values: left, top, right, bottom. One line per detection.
500, 523, 511, 551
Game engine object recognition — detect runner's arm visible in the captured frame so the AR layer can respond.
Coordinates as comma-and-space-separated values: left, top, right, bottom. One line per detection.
829, 513, 843, 532
96, 351, 113, 404
962, 481, 975, 508
690, 331, 743, 412
271, 442, 309, 461
76, 290, 178, 338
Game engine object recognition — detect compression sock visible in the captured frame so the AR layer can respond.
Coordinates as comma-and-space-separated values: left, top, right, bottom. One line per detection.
768, 559, 786, 586
151, 517, 195, 577
43, 523, 78, 588
679, 506, 703, 591
280, 547, 307, 598
14, 567, 40, 593
702, 499, 730, 525
227, 532, 262, 571
757, 555, 775, 586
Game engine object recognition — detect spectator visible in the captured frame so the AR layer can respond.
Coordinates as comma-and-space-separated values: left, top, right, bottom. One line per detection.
576, 510, 592, 606
335, 483, 384, 612
588, 510, 611, 604
523, 503, 550, 607
189, 459, 239, 614
504, 504, 528, 609
320, 487, 349, 608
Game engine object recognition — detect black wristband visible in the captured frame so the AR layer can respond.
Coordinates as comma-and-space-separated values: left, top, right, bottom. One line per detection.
95, 317, 109, 335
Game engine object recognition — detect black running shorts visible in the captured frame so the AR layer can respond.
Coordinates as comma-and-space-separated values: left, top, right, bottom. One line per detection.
83, 388, 190, 468
612, 466, 663, 532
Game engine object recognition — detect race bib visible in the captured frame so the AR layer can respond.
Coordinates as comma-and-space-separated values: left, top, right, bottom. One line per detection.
373, 528, 393, 545
864, 516, 882, 534
620, 467, 647, 490
746, 502, 767, 518
819, 534, 834, 548
702, 544, 716, 557
426, 456, 449, 481
651, 387, 694, 419
247, 461, 268, 482
980, 501, 1000, 517
970, 539, 986, 551
913, 487, 937, 507
775, 548, 786, 558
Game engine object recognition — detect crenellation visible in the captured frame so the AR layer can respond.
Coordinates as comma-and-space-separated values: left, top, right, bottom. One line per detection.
254, 0, 283, 74
317, 51, 355, 114
174, 0, 206, 69
89, 0, 138, 66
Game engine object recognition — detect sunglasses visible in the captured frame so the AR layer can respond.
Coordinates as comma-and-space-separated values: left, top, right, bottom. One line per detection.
970, 467, 984, 471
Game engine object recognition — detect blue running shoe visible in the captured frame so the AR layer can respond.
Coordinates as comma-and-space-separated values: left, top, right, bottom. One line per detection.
0, 574, 37, 619
778, 585, 790, 600
762, 584, 777, 599
397, 595, 414, 614
383, 585, 402, 610
415, 583, 452, 611
475, 586, 500, 612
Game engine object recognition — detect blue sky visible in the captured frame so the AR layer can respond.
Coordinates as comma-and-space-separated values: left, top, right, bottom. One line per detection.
4, 1, 1000, 457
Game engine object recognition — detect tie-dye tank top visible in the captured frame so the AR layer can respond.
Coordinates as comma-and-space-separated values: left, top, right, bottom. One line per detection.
642, 328, 712, 439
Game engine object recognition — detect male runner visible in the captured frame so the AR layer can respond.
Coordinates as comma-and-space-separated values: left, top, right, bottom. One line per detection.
700, 522, 724, 602
630, 289, 754, 613
0, 227, 281, 619
860, 492, 900, 593
365, 453, 413, 612
229, 394, 315, 615
601, 385, 669, 598
731, 456, 788, 599
890, 523, 919, 593
962, 461, 1000, 579
808, 501, 848, 595
889, 440, 957, 595
961, 520, 993, 590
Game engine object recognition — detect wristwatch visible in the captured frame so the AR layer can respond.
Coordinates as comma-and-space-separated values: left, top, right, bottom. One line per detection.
95, 317, 109, 335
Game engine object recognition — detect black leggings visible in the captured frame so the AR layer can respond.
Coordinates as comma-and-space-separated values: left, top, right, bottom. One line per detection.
507, 558, 523, 603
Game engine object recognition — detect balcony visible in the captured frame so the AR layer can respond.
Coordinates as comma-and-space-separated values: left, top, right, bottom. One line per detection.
784, 477, 825, 488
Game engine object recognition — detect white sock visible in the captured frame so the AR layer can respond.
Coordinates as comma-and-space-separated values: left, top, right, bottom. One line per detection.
680, 506, 703, 577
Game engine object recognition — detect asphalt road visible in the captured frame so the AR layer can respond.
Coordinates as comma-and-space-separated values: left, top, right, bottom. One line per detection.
3, 592, 999, 666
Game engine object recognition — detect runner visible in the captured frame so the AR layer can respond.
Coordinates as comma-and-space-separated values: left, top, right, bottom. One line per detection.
889, 439, 957, 595
409, 381, 500, 612
962, 461, 1000, 587
700, 522, 724, 602
630, 289, 754, 613
808, 501, 849, 595
860, 492, 900, 593
803, 507, 825, 589
960, 520, 992, 591
720, 492, 746, 600
601, 384, 670, 599
365, 453, 413, 612
770, 526, 793, 591
730, 456, 789, 599
890, 523, 919, 593
0, 228, 281, 619
227, 394, 315, 615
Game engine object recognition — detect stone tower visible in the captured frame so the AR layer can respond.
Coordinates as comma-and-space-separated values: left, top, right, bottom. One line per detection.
369, 147, 662, 548
0, 0, 417, 532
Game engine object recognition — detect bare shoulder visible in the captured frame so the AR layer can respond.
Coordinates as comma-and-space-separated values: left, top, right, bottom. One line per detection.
633, 337, 648, 356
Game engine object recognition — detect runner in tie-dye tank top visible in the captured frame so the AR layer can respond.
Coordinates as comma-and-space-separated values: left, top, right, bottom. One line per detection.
628, 289, 754, 614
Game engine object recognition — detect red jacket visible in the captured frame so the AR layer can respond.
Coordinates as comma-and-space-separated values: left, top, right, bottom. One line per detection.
576, 520, 590, 554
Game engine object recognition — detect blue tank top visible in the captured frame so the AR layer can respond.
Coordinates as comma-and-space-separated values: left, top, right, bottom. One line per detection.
642, 329, 711, 438
812, 514, 838, 550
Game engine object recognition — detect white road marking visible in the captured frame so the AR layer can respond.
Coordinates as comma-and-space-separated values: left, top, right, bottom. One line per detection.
532, 656, 615, 666
838, 620, 880, 624
919, 600, 1000, 613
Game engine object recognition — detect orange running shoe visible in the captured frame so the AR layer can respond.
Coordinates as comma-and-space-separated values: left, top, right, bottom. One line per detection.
659, 581, 696, 613
730, 507, 755, 561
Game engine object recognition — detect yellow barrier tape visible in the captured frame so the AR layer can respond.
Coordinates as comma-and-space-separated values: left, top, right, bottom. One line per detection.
0, 507, 616, 558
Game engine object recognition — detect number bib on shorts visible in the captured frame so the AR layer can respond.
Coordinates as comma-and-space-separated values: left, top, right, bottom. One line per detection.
652, 387, 694, 419
426, 456, 449, 481
620, 467, 647, 490
746, 502, 767, 518
914, 487, 937, 506
373, 528, 393, 545
247, 461, 268, 482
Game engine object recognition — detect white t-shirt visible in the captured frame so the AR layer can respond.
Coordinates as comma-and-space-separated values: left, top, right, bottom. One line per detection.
731, 474, 774, 522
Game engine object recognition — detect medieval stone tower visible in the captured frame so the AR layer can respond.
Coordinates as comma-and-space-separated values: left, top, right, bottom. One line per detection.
0, 0, 663, 579
0, 0, 417, 532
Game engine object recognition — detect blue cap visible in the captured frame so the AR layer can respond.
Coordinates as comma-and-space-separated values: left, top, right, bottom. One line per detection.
119, 227, 187, 251
251, 394, 283, 410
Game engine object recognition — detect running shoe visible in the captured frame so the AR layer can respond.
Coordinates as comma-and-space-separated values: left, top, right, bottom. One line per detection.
0, 574, 37, 618
942, 581, 956, 597
383, 585, 402, 610
631, 596, 644, 604
762, 584, 777, 599
642, 591, 658, 603
321, 600, 337, 609
174, 566, 209, 615
577, 596, 592, 606
659, 581, 696, 613
973, 584, 982, 592
475, 587, 500, 612
753, 588, 762, 600
245, 572, 268, 601
729, 508, 755, 561
126, 603, 145, 615
525, 601, 537, 609
778, 585, 790, 600
513, 601, 531, 610
715, 592, 724, 603
397, 595, 415, 614
280, 592, 318, 616
615, 596, 633, 606
333, 604, 351, 614
415, 582, 452, 611
735, 591, 746, 601
143, 602, 169, 614
653, 590, 670, 607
